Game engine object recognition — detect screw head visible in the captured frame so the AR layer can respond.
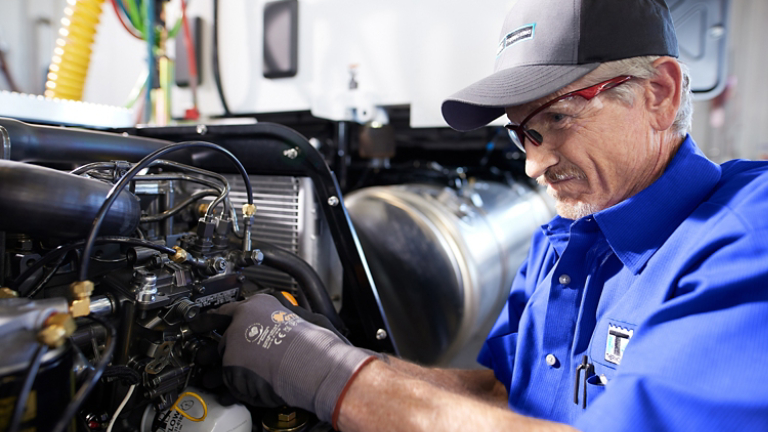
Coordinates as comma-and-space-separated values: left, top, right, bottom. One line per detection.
327, 196, 340, 207
282, 148, 299, 159
376, 329, 387, 340
196, 124, 208, 135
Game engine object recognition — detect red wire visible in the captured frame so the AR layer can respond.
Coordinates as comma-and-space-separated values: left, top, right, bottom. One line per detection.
181, 0, 199, 115
110, 0, 144, 40
180, 0, 198, 80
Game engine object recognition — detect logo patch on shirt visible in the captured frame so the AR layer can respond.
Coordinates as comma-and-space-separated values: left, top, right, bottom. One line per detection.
605, 325, 633, 365
497, 24, 535, 56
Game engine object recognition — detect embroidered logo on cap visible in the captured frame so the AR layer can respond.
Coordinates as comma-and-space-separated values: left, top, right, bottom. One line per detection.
497, 23, 536, 57
605, 324, 633, 365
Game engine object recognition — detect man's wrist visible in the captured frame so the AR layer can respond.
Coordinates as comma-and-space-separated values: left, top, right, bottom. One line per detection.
274, 325, 378, 422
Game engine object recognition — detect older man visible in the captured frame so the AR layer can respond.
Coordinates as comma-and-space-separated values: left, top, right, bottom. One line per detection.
217, 0, 768, 430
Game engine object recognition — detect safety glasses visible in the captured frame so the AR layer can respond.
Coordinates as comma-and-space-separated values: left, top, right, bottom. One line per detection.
504, 75, 634, 153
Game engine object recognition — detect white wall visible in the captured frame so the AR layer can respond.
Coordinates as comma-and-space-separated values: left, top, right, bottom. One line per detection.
1, 0, 768, 159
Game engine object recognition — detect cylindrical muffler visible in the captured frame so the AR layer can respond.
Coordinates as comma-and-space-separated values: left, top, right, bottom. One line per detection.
0, 159, 141, 238
345, 181, 553, 366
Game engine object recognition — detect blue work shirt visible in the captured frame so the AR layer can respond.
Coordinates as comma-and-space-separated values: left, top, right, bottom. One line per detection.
478, 136, 768, 431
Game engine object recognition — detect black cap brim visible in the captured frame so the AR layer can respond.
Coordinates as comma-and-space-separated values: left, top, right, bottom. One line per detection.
442, 63, 600, 131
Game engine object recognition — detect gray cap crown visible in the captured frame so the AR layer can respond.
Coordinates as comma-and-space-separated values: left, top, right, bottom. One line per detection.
442, 0, 678, 131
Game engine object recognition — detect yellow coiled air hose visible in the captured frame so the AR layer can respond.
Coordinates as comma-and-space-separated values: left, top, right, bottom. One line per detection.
44, 0, 105, 100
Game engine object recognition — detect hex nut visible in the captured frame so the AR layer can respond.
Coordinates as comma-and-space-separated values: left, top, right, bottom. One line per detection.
278, 411, 297, 422
242, 203, 257, 217
70, 297, 91, 318
70, 280, 94, 299
171, 246, 188, 264
38, 313, 76, 348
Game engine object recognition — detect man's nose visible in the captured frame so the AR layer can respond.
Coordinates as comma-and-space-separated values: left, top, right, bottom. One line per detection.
525, 143, 559, 179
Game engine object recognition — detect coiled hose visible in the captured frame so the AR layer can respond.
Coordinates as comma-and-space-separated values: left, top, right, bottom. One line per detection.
45, 0, 106, 100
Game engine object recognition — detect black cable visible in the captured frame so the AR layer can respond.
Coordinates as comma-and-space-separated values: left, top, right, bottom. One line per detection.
8, 344, 48, 432
253, 241, 346, 333
23, 251, 70, 298
102, 365, 141, 385
9, 237, 176, 291
212, 0, 231, 115
51, 315, 117, 432
79, 142, 253, 281
141, 188, 219, 222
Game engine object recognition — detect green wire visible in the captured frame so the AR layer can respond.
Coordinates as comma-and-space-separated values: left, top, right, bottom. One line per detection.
124, 0, 144, 36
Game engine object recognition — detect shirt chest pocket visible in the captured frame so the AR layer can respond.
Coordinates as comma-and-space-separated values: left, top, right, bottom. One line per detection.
585, 319, 637, 404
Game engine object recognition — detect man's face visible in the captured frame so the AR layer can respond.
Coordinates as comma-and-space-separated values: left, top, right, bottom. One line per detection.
506, 77, 668, 220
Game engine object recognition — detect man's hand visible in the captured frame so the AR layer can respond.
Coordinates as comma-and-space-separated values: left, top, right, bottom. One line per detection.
214, 294, 377, 425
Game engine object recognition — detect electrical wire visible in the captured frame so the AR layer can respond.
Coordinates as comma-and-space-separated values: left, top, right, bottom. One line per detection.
110, 0, 143, 39
123, 0, 144, 35
105, 384, 136, 432
144, 0, 155, 124
79, 141, 253, 281
140, 188, 219, 222
180, 0, 199, 115
212, 0, 231, 115
51, 315, 117, 432
9, 237, 176, 292
7, 344, 48, 432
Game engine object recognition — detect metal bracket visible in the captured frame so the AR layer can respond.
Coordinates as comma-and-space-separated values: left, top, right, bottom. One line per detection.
0, 125, 9, 160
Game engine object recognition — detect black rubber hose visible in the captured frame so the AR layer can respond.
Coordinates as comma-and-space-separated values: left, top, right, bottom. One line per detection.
212, 0, 231, 115
79, 141, 252, 281
8, 344, 48, 432
51, 315, 117, 432
253, 241, 346, 333
9, 237, 176, 292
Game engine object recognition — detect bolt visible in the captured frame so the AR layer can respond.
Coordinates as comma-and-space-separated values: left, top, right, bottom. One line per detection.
196, 124, 207, 135
251, 250, 264, 265
376, 329, 387, 340
278, 411, 297, 422
282, 147, 299, 159
327, 196, 340, 207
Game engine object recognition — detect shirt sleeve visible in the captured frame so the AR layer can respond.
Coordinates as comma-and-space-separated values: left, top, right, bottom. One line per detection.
477, 229, 549, 390
575, 211, 768, 431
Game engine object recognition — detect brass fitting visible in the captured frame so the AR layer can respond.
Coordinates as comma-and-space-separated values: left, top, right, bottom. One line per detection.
171, 246, 188, 264
198, 203, 210, 216
37, 313, 76, 348
0, 287, 19, 298
69, 280, 94, 318
242, 203, 257, 217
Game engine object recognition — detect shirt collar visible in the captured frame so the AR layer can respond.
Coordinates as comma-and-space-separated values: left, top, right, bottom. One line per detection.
592, 135, 722, 274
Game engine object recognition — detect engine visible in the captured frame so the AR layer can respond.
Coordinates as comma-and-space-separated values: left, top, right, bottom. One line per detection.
0, 117, 552, 432
0, 118, 396, 432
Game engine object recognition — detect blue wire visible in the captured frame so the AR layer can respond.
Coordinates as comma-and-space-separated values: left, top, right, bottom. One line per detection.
115, 0, 130, 22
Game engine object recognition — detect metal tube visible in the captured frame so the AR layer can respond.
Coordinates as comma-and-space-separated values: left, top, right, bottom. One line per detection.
89, 295, 115, 316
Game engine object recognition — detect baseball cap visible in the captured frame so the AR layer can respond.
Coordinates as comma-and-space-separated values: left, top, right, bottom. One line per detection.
441, 0, 679, 131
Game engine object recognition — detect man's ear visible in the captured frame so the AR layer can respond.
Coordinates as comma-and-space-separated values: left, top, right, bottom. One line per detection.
644, 57, 683, 132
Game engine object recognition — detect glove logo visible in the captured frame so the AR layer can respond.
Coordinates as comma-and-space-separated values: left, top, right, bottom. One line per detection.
271, 311, 298, 324
245, 323, 264, 343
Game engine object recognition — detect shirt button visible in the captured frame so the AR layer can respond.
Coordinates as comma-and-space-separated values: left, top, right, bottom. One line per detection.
545, 354, 558, 367
559, 274, 571, 285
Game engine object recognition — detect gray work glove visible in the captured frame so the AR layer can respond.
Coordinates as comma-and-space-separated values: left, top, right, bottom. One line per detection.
214, 294, 377, 425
